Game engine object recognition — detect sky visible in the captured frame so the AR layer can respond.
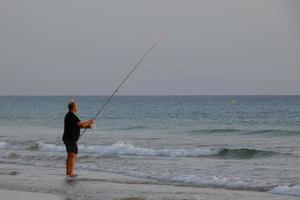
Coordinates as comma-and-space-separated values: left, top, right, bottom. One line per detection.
0, 0, 299, 95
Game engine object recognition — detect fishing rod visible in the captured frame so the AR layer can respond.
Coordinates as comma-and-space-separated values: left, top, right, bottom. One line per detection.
80, 33, 166, 138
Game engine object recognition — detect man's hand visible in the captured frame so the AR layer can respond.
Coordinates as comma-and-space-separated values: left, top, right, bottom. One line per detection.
88, 119, 95, 125
87, 119, 95, 129
78, 119, 96, 129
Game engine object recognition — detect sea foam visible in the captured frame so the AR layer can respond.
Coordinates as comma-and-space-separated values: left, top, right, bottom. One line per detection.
271, 185, 300, 197
169, 175, 272, 191
0, 141, 217, 157
0, 141, 276, 158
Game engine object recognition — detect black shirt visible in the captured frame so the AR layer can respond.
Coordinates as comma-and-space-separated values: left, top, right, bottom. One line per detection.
63, 111, 80, 142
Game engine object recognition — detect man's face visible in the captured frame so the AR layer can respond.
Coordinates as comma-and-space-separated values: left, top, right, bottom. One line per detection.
73, 102, 78, 113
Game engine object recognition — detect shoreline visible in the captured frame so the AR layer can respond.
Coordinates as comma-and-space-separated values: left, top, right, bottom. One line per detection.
0, 189, 61, 200
0, 163, 299, 200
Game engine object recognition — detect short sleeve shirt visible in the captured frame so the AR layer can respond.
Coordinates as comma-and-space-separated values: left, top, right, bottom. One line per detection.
63, 111, 80, 142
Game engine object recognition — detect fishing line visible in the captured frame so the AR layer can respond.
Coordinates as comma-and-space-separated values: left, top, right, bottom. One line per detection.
80, 33, 166, 138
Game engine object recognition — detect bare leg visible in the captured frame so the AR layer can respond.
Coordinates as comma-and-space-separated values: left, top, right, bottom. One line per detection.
69, 153, 77, 177
66, 153, 72, 175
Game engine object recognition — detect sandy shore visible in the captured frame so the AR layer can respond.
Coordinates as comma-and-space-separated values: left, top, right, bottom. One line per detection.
0, 163, 298, 200
0, 189, 61, 200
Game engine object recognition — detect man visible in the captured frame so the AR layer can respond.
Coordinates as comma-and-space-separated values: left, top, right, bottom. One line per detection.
62, 100, 95, 177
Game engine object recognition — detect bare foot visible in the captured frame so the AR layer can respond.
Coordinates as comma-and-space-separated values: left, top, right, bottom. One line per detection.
68, 174, 77, 177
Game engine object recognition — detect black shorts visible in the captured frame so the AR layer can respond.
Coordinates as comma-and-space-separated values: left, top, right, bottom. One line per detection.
63, 140, 78, 154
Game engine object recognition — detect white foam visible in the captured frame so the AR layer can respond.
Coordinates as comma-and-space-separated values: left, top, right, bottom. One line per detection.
0, 141, 24, 150
38, 143, 65, 152
0, 141, 218, 157
67, 163, 261, 191
170, 175, 254, 189
96, 170, 267, 192
0, 142, 218, 157
271, 185, 300, 197
77, 142, 218, 157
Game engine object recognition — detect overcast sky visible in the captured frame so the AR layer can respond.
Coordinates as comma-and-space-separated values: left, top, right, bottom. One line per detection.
0, 0, 299, 95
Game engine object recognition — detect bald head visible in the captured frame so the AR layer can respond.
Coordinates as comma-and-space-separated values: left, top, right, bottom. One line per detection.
68, 101, 78, 113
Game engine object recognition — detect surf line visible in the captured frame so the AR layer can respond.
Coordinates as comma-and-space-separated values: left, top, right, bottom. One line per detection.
79, 33, 166, 139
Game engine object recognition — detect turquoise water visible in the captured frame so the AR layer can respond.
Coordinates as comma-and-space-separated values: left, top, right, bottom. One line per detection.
0, 96, 300, 197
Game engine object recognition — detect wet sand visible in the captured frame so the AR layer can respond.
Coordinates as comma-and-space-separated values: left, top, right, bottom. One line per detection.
0, 163, 298, 200
0, 189, 61, 200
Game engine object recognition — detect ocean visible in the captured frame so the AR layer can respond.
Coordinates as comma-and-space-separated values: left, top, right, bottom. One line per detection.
0, 96, 300, 199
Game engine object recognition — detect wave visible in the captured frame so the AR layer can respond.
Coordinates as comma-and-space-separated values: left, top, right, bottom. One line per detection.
271, 185, 300, 197
80, 142, 218, 157
101, 125, 147, 131
0, 141, 218, 157
0, 141, 24, 150
165, 175, 300, 196
244, 129, 300, 136
64, 164, 277, 193
189, 129, 300, 136
216, 148, 276, 159
0, 141, 278, 159
190, 129, 240, 134
124, 172, 298, 196
169, 175, 275, 192
124, 126, 147, 130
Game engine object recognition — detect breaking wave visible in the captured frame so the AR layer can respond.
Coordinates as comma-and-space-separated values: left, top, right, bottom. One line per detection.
271, 185, 300, 197
189, 129, 300, 136
190, 129, 240, 134
124, 126, 147, 130
169, 175, 275, 192
0, 141, 277, 159
216, 148, 276, 159
244, 129, 300, 136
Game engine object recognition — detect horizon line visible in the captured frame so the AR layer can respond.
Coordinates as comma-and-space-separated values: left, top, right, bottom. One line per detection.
0, 94, 300, 97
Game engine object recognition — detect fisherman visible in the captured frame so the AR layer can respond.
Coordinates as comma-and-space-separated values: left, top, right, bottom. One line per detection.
63, 100, 95, 177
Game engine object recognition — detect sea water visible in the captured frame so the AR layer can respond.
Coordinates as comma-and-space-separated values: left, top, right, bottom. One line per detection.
0, 96, 300, 197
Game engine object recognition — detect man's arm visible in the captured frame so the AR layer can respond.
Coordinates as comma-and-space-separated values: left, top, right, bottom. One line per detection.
77, 119, 95, 129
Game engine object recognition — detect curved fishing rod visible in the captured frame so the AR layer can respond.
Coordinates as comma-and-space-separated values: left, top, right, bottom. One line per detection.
80, 33, 166, 138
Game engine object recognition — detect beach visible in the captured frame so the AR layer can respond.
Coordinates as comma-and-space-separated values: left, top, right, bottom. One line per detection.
1, 0, 300, 198
1, 163, 299, 200
0, 189, 61, 200
0, 96, 300, 199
